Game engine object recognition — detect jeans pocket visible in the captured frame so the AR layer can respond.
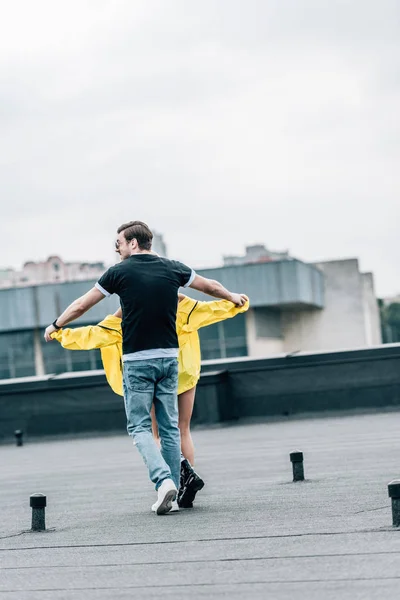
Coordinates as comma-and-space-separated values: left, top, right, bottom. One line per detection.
125, 366, 153, 392
162, 360, 179, 392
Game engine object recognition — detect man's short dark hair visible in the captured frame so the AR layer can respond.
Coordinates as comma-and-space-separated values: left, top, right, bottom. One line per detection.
117, 221, 153, 250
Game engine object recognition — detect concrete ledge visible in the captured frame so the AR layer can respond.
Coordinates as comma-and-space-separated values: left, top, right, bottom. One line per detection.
200, 344, 400, 420
1, 344, 399, 442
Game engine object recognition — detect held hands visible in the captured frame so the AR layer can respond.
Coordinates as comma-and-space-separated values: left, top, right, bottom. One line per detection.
230, 293, 248, 307
44, 324, 57, 342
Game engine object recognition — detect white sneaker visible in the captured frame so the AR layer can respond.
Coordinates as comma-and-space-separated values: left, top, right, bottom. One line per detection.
151, 479, 177, 515
153, 499, 179, 512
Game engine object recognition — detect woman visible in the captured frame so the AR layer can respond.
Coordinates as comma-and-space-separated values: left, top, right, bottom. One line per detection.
148, 293, 250, 507
52, 294, 249, 507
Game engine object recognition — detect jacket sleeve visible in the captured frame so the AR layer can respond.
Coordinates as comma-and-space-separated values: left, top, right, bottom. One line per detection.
182, 299, 250, 333
51, 325, 120, 350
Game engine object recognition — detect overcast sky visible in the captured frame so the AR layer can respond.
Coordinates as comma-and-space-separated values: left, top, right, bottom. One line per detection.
1, 0, 398, 296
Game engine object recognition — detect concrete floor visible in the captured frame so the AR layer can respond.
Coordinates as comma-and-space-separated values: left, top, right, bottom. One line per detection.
1, 411, 400, 599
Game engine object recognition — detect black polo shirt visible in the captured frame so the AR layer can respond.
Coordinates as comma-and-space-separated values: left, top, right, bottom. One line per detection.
96, 254, 195, 356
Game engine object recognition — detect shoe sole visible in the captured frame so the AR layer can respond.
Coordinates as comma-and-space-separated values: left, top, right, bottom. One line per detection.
156, 489, 177, 515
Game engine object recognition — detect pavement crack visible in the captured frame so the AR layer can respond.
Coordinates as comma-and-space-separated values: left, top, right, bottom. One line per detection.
2, 549, 400, 570
0, 527, 398, 552
0, 528, 56, 541
353, 506, 388, 514
2, 577, 400, 592
0, 532, 26, 541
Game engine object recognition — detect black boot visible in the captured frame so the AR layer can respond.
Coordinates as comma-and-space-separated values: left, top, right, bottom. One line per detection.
178, 459, 205, 508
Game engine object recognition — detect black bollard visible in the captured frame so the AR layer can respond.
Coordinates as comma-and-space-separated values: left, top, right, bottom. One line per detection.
30, 494, 46, 531
290, 451, 305, 481
14, 430, 23, 447
388, 480, 400, 527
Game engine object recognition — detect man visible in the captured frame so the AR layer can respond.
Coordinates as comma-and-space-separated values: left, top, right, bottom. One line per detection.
44, 221, 247, 515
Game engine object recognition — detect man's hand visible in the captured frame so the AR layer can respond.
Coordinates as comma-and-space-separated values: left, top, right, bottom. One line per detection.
190, 275, 248, 305
230, 293, 248, 307
44, 324, 57, 342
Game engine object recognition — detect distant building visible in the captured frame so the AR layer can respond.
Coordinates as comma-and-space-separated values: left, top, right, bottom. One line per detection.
0, 256, 382, 380
152, 232, 168, 257
0, 269, 15, 285
0, 256, 106, 289
224, 244, 290, 266
186, 257, 381, 359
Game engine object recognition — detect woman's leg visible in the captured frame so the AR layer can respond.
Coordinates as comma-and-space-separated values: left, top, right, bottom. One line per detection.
152, 386, 196, 460
177, 386, 204, 508
178, 386, 196, 465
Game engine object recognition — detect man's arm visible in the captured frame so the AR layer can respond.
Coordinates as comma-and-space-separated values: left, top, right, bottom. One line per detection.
44, 287, 106, 342
189, 275, 248, 307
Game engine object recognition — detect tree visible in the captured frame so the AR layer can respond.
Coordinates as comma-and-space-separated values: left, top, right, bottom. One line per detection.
380, 302, 400, 343
386, 303, 400, 328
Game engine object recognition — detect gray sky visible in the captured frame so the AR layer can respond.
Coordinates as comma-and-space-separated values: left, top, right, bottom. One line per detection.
1, 0, 399, 296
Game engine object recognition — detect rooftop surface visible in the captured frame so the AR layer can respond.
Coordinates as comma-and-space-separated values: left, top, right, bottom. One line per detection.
1, 411, 400, 599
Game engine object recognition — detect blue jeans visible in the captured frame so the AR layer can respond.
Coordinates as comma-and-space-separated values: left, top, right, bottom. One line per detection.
122, 358, 181, 490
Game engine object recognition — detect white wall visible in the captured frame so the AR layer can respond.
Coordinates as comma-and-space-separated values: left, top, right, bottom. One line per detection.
281, 259, 374, 353
361, 272, 382, 346
245, 308, 284, 357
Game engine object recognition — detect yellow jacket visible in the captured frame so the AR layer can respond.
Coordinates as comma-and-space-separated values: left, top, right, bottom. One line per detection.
52, 297, 249, 396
